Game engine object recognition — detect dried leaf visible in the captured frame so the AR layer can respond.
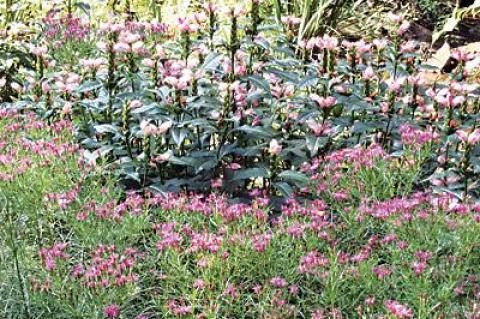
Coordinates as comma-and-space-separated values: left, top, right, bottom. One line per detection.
425, 42, 451, 71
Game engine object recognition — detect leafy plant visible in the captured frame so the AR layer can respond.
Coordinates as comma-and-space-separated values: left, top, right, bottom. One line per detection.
432, 0, 480, 45
0, 40, 34, 102
296, 0, 354, 41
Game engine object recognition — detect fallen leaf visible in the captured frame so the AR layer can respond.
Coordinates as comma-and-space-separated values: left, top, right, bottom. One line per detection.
425, 42, 451, 71
432, 16, 460, 45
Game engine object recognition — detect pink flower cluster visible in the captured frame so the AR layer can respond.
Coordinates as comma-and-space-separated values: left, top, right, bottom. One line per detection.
72, 245, 140, 289
39, 242, 69, 271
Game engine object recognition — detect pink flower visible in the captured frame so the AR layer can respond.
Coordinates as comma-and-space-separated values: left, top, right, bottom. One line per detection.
310, 94, 337, 108
113, 42, 131, 53
400, 41, 417, 54
223, 284, 238, 299
398, 22, 410, 36
373, 39, 388, 50
140, 121, 158, 137
167, 300, 193, 316
153, 151, 172, 163
306, 119, 331, 137
97, 41, 108, 52
130, 100, 143, 109
269, 139, 282, 155
457, 128, 480, 145
412, 261, 427, 276
388, 13, 403, 24
435, 92, 464, 108
270, 277, 287, 288
157, 121, 173, 134
372, 265, 392, 279
62, 102, 73, 115
193, 279, 205, 289
226, 5, 246, 18
203, 2, 218, 12
386, 77, 405, 93
362, 66, 375, 80
10, 82, 23, 93
226, 163, 241, 170
311, 309, 326, 319
252, 233, 272, 252
384, 300, 413, 318
289, 284, 299, 295
211, 178, 223, 188
452, 96, 465, 106
318, 34, 338, 50
142, 58, 156, 68
41, 82, 50, 94
365, 296, 376, 307
174, 305, 192, 316
104, 304, 121, 318
452, 50, 475, 62
342, 40, 354, 49
354, 39, 372, 54
30, 45, 48, 57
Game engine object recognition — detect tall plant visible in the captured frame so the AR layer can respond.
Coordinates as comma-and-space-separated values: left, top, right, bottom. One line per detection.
296, 0, 354, 42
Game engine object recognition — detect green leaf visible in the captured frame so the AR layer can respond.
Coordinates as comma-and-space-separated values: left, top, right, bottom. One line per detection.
265, 68, 299, 83
277, 170, 310, 185
230, 167, 270, 181
274, 182, 294, 197
201, 52, 223, 72
77, 80, 103, 93
352, 122, 370, 134
233, 126, 275, 138
195, 158, 218, 174
247, 75, 271, 93
131, 103, 159, 114
306, 135, 328, 156
298, 76, 318, 88
432, 16, 460, 45
94, 124, 120, 134
168, 156, 199, 167
171, 127, 188, 146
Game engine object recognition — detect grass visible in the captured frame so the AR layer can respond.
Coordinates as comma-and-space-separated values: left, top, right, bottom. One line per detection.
1, 112, 480, 318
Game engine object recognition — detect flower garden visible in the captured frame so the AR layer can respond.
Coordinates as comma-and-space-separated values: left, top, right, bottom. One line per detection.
1, 0, 480, 318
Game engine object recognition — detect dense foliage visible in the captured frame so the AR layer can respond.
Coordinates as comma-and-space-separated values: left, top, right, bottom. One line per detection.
2, 4, 479, 200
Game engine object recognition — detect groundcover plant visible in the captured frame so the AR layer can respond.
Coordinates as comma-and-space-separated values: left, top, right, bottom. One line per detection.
1, 1, 480, 318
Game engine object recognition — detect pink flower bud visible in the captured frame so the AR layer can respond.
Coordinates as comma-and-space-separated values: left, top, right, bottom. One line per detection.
41, 81, 50, 93
157, 121, 173, 134
456, 129, 480, 145
10, 82, 23, 93
113, 42, 130, 53
398, 22, 410, 36
140, 120, 157, 137
362, 66, 375, 80
269, 139, 282, 155
310, 94, 337, 108
62, 102, 73, 115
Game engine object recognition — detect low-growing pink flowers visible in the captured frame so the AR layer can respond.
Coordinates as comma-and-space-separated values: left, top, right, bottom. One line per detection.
104, 304, 121, 318
384, 300, 413, 318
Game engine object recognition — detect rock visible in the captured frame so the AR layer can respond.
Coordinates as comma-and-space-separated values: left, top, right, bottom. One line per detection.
406, 22, 433, 43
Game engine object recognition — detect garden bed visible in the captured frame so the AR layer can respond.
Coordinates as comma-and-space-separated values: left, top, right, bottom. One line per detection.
1, 1, 480, 318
